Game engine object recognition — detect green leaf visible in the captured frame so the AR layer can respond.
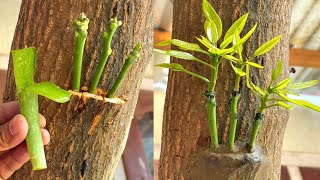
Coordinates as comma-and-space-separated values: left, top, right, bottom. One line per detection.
214, 47, 234, 56
271, 60, 283, 84
204, 20, 219, 44
196, 36, 216, 49
277, 93, 320, 112
154, 49, 197, 60
230, 62, 245, 76
247, 62, 263, 68
285, 80, 318, 90
155, 63, 210, 83
276, 101, 293, 110
274, 78, 291, 89
24, 82, 72, 103
253, 35, 282, 57
277, 89, 300, 96
202, 0, 222, 39
222, 55, 239, 62
233, 24, 257, 49
250, 82, 266, 96
156, 39, 207, 54
224, 13, 249, 40
220, 35, 233, 49
154, 49, 214, 69
12, 47, 37, 91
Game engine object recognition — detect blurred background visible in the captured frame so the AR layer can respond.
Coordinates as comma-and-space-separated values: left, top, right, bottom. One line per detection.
153, 0, 320, 180
0, 0, 154, 179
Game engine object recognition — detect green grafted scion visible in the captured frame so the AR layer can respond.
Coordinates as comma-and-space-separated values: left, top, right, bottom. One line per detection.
155, 0, 258, 151
89, 18, 122, 94
107, 42, 142, 98
12, 47, 72, 170
248, 60, 320, 152
72, 12, 90, 91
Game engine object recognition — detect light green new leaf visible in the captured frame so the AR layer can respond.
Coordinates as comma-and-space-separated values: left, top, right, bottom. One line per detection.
220, 35, 233, 49
233, 24, 257, 49
25, 82, 72, 103
204, 20, 219, 44
285, 80, 318, 90
247, 62, 263, 68
274, 78, 291, 89
276, 101, 293, 110
253, 35, 282, 57
271, 60, 283, 84
250, 82, 266, 96
215, 47, 234, 56
277, 89, 300, 96
222, 55, 239, 62
277, 93, 320, 112
233, 29, 243, 54
196, 36, 216, 49
224, 13, 249, 40
202, 0, 222, 39
156, 39, 207, 54
230, 62, 246, 76
154, 49, 214, 69
155, 63, 210, 83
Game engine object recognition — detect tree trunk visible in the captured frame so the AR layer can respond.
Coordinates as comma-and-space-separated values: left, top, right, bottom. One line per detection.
4, 0, 152, 179
159, 0, 292, 179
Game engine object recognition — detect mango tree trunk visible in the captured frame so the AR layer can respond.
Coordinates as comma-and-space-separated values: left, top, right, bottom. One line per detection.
159, 0, 292, 179
4, 0, 152, 179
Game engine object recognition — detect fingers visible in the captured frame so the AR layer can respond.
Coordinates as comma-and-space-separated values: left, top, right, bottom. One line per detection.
0, 101, 19, 125
0, 128, 50, 179
0, 115, 28, 151
39, 114, 46, 128
0, 143, 29, 180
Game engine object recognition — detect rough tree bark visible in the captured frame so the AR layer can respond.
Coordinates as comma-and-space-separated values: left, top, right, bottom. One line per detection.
159, 0, 292, 179
4, 0, 152, 179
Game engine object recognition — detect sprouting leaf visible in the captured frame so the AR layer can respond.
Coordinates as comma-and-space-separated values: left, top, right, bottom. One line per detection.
156, 39, 207, 54
275, 101, 293, 110
202, 0, 222, 39
273, 78, 291, 89
154, 49, 214, 69
247, 62, 263, 68
224, 13, 249, 40
230, 62, 246, 76
285, 80, 318, 90
24, 82, 72, 103
214, 47, 234, 56
155, 63, 210, 83
277, 89, 300, 96
253, 35, 282, 57
233, 29, 243, 54
204, 20, 219, 44
155, 40, 171, 46
220, 35, 233, 49
154, 49, 197, 60
196, 36, 216, 49
271, 60, 283, 84
277, 93, 320, 112
233, 24, 257, 49
221, 55, 239, 62
250, 82, 266, 96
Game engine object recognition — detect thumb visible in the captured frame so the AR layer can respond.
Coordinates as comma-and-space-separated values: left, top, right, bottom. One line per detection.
0, 114, 28, 151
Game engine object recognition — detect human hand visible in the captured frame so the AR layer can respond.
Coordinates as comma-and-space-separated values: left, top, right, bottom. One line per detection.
0, 101, 50, 179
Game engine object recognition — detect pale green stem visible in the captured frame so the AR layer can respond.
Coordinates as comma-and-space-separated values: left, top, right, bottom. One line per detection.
89, 18, 122, 94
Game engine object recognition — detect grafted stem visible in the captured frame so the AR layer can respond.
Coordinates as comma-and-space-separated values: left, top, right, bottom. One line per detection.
89, 18, 122, 94
107, 42, 142, 98
72, 13, 89, 91
228, 90, 241, 151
